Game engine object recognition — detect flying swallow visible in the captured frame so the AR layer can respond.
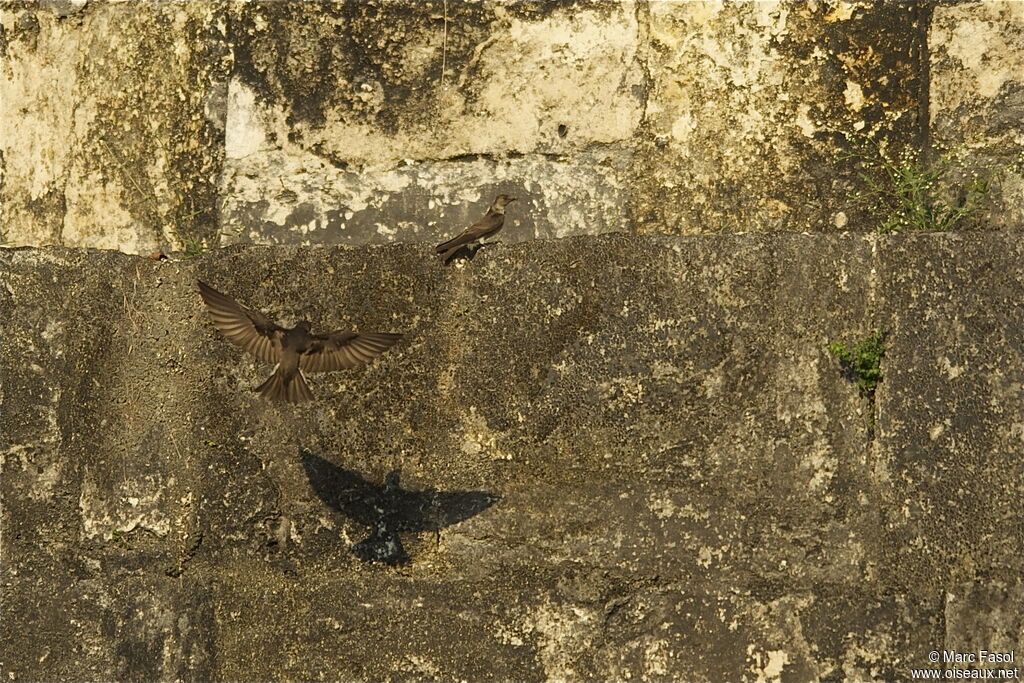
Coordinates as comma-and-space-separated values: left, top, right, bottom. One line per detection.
301, 451, 500, 565
197, 281, 402, 403
435, 194, 517, 261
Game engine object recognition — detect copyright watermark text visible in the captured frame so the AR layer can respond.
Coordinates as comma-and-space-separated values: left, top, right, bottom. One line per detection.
911, 650, 1018, 680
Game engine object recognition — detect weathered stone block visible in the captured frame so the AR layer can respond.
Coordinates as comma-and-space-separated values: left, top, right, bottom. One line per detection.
930, 1, 1024, 231
634, 0, 928, 235
3, 234, 1021, 679
222, 0, 643, 246
0, 1, 228, 252
12, 1, 1012, 251
876, 233, 1024, 595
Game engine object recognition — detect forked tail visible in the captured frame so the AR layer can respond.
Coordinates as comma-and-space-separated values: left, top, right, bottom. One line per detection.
256, 366, 315, 403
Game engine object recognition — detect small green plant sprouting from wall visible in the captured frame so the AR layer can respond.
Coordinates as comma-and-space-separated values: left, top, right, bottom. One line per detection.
111, 528, 132, 549
840, 137, 998, 234
178, 235, 211, 259
827, 329, 886, 397
828, 329, 886, 437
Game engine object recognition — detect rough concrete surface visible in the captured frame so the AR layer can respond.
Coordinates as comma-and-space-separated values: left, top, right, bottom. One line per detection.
2, 233, 1023, 681
9, 1, 1024, 252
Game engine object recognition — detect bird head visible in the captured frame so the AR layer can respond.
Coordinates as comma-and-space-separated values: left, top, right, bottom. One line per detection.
492, 194, 517, 210
295, 320, 312, 332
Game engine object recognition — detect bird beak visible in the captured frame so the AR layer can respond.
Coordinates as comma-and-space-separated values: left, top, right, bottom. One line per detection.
508, 196, 518, 202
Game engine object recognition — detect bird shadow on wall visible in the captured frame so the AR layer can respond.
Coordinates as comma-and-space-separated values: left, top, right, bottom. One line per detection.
300, 450, 500, 565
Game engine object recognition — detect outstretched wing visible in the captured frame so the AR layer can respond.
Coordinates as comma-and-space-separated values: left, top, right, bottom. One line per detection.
197, 281, 283, 364
299, 331, 402, 372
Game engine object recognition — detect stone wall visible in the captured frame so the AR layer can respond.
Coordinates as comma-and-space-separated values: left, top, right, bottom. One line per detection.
3, 1, 1024, 680
3, 234, 1023, 680
2, 1, 1020, 252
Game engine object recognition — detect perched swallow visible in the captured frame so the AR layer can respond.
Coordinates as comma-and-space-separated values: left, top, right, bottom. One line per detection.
197, 281, 402, 403
301, 450, 500, 565
435, 194, 517, 261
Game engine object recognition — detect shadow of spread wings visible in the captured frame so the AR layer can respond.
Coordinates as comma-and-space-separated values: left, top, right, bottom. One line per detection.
417, 489, 501, 531
301, 451, 500, 533
301, 450, 384, 527
197, 281, 282, 364
300, 332, 403, 373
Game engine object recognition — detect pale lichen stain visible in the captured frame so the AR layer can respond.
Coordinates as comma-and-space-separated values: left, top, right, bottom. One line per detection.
748, 645, 790, 683
459, 406, 512, 461
843, 80, 866, 113
523, 600, 600, 681
648, 494, 676, 520
824, 2, 858, 24
935, 8, 1024, 100
78, 468, 172, 539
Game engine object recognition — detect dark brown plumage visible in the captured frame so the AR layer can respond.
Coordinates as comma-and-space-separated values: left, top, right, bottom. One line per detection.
197, 281, 402, 403
435, 194, 517, 261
